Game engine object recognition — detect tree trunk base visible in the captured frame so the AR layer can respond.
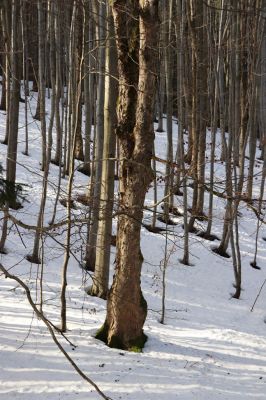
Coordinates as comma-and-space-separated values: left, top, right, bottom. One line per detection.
95, 322, 148, 352
161, 204, 183, 217
250, 261, 261, 270
51, 158, 63, 167
232, 286, 241, 299
212, 246, 230, 258
26, 254, 41, 264
197, 231, 220, 241
88, 285, 108, 300
9, 201, 23, 211
184, 224, 200, 234
179, 257, 192, 267
82, 258, 95, 272
157, 215, 177, 225
77, 164, 91, 176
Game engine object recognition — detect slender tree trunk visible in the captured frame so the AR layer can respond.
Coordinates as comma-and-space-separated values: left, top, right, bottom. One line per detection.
6, 0, 20, 204
163, 0, 174, 223
90, 6, 118, 299
27, 0, 49, 264
79, 0, 93, 176
85, 0, 106, 271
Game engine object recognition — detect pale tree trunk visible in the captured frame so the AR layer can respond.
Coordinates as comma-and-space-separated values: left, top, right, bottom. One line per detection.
96, 0, 159, 351
258, 6, 266, 160
0, 2, 12, 252
1, 0, 21, 253
6, 0, 20, 206
60, 70, 83, 333
177, 0, 190, 265
2, 1, 11, 144
85, 0, 106, 270
163, 0, 174, 223
247, 2, 264, 199
215, 14, 235, 258
173, 0, 183, 196
47, 0, 56, 165
238, 7, 248, 170
65, 2, 77, 176
73, 5, 84, 162
52, 1, 63, 167
60, 5, 85, 330
195, 1, 207, 218
79, 0, 93, 176
0, 7, 7, 112
37, 0, 47, 172
90, 6, 118, 299
27, 0, 49, 264
21, 0, 30, 156
187, 0, 200, 232
205, 0, 226, 237
156, 0, 166, 133
250, 2, 266, 269
49, 1, 64, 225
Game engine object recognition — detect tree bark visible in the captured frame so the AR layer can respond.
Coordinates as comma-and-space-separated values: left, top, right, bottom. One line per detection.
96, 0, 159, 351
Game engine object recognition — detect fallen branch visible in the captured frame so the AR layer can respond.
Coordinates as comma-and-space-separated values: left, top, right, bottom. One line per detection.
0, 262, 111, 400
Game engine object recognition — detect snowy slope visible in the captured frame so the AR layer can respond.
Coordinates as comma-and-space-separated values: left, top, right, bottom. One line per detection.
0, 90, 266, 399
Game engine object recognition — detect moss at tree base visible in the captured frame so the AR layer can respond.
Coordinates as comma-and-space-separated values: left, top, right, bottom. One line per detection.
128, 331, 148, 352
95, 323, 148, 352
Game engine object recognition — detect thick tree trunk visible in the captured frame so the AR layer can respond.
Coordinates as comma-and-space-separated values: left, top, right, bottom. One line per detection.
96, 0, 159, 351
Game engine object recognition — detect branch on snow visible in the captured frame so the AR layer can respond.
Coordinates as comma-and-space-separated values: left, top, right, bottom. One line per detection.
0, 262, 112, 400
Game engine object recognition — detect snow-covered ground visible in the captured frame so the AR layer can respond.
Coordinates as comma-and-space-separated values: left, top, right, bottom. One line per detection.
0, 90, 266, 399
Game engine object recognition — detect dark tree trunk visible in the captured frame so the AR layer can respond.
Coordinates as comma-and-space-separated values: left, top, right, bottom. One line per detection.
96, 0, 159, 351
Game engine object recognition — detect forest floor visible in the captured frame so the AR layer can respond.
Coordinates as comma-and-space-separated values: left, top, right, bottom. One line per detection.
0, 90, 266, 399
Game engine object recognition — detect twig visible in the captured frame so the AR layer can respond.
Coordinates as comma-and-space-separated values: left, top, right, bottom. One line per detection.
250, 278, 266, 312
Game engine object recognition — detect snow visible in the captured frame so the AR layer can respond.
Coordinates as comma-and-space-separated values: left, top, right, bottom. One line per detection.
0, 90, 266, 399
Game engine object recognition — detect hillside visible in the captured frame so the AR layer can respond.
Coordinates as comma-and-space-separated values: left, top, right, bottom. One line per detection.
0, 90, 266, 400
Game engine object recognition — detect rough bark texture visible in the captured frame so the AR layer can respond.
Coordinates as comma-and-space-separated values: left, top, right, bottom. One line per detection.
96, 0, 159, 351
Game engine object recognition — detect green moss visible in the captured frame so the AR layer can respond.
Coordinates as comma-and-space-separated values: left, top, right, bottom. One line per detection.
128, 331, 148, 353
95, 320, 148, 353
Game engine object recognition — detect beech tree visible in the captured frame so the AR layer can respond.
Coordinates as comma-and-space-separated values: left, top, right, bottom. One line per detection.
96, 0, 159, 350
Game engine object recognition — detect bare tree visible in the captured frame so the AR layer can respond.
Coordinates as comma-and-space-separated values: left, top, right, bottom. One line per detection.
96, 0, 159, 351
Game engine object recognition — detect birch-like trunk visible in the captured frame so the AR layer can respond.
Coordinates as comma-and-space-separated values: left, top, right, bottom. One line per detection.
90, 6, 118, 299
